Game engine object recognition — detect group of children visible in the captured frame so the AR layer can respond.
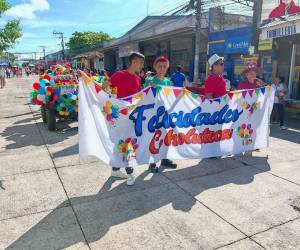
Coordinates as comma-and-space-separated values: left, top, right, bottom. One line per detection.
102, 52, 288, 186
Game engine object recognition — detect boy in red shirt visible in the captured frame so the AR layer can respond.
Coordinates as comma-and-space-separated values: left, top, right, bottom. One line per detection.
204, 54, 227, 99
104, 52, 145, 185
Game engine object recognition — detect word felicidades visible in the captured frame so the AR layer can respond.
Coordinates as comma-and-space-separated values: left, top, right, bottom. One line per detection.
129, 104, 243, 137
149, 128, 233, 154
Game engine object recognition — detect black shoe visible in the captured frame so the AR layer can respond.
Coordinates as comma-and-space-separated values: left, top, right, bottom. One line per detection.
161, 159, 177, 169
149, 163, 159, 173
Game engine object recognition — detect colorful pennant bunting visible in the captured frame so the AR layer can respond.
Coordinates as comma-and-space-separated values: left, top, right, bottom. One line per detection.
248, 89, 254, 97
228, 92, 234, 100
143, 87, 151, 95
242, 91, 247, 99
151, 87, 157, 97
95, 84, 101, 94
173, 89, 182, 98
255, 88, 260, 96
163, 88, 172, 97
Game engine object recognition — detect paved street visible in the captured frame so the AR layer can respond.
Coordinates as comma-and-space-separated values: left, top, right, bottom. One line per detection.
0, 76, 300, 250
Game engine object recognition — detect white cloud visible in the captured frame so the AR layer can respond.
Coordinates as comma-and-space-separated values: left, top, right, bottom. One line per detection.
5, 0, 50, 19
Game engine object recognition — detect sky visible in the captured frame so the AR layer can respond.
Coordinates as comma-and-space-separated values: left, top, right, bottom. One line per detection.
2, 0, 188, 59
2, 0, 253, 60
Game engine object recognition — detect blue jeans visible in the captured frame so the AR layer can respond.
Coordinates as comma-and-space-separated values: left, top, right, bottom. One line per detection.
274, 103, 285, 126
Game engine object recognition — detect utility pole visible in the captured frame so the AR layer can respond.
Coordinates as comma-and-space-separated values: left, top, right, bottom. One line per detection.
53, 31, 65, 60
251, 0, 262, 54
39, 46, 46, 67
193, 0, 202, 85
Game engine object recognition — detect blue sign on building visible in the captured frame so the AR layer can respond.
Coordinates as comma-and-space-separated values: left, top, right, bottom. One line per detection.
208, 27, 252, 56
225, 36, 250, 53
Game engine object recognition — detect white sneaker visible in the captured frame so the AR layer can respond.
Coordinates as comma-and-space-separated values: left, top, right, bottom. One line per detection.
126, 174, 135, 186
280, 125, 288, 130
111, 170, 127, 179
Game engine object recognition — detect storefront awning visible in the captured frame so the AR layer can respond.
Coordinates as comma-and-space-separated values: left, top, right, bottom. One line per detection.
73, 51, 103, 60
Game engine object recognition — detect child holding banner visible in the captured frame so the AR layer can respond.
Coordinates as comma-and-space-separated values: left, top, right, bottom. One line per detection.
145, 56, 177, 173
103, 52, 145, 185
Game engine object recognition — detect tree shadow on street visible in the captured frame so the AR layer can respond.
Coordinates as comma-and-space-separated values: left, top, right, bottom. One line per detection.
0, 122, 78, 150
7, 157, 270, 250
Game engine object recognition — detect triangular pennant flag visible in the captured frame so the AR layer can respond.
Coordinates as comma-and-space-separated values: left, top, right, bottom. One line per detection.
261, 87, 266, 95
242, 91, 247, 99
151, 87, 157, 97
213, 98, 221, 104
223, 95, 228, 101
266, 85, 272, 93
209, 100, 213, 104
248, 89, 254, 97
95, 84, 101, 93
183, 89, 189, 97
235, 92, 242, 99
191, 93, 198, 99
82, 74, 92, 85
157, 86, 162, 93
134, 93, 143, 100
201, 96, 206, 103
143, 87, 151, 95
173, 89, 182, 98
164, 88, 172, 97
255, 88, 260, 96
228, 92, 234, 100
124, 97, 132, 103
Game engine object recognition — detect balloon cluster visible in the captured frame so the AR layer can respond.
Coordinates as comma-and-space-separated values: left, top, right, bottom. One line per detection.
117, 138, 139, 161
30, 64, 79, 117
237, 124, 254, 145
30, 74, 53, 105
102, 101, 128, 126
54, 86, 78, 116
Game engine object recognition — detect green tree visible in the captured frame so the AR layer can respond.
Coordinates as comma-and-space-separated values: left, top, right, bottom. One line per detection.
66, 31, 112, 51
0, 0, 22, 53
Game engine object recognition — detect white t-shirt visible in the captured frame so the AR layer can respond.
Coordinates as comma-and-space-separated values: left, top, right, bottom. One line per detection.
272, 83, 286, 104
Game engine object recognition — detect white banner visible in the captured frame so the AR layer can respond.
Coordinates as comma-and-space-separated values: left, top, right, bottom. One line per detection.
79, 74, 274, 168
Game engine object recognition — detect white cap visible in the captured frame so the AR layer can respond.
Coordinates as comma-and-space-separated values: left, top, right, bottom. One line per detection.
208, 54, 224, 67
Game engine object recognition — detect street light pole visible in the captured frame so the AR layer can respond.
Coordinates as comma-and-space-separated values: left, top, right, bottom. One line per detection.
39, 46, 46, 67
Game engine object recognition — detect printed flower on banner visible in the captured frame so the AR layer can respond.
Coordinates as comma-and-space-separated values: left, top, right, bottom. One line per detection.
117, 138, 139, 161
241, 101, 259, 117
237, 124, 254, 145
102, 101, 128, 127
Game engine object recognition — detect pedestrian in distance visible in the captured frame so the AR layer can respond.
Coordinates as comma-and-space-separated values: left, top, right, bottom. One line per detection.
145, 56, 178, 173
204, 54, 227, 99
103, 52, 145, 186
0, 67, 6, 88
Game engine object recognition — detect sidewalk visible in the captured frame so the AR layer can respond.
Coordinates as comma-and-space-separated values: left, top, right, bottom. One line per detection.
0, 76, 299, 250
